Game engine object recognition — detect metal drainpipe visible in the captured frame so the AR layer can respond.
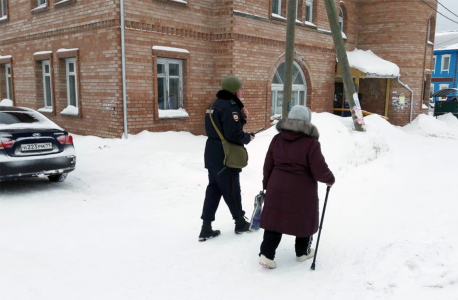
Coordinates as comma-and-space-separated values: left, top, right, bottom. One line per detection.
120, 0, 128, 139
397, 77, 414, 123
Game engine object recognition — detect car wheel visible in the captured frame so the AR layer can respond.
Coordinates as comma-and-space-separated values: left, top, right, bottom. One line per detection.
48, 173, 68, 182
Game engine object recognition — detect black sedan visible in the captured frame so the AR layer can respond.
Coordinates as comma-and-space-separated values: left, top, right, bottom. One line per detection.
0, 106, 76, 182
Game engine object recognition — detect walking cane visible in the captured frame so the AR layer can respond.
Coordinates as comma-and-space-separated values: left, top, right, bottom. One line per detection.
311, 186, 331, 271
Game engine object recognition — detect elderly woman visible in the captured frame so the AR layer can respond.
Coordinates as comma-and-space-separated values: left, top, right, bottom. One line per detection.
259, 105, 335, 269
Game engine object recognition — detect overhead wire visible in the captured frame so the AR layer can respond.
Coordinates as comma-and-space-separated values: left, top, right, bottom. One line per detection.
420, 0, 458, 25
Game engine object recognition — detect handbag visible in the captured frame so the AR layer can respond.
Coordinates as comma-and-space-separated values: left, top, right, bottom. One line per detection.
249, 191, 265, 231
208, 102, 248, 169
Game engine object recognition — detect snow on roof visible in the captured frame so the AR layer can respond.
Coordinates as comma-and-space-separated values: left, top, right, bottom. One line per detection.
347, 49, 400, 77
434, 30, 458, 50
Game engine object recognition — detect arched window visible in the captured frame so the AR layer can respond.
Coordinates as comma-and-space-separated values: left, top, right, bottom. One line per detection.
427, 17, 436, 43
271, 61, 307, 118
338, 8, 344, 32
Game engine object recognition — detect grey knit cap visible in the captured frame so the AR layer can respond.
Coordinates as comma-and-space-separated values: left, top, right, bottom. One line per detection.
288, 105, 312, 123
221, 76, 243, 93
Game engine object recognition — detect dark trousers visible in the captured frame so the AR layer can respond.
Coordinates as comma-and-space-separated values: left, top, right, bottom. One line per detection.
260, 230, 313, 260
201, 169, 245, 221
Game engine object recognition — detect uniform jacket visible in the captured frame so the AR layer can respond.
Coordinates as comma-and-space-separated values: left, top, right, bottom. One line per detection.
204, 90, 251, 173
260, 119, 335, 237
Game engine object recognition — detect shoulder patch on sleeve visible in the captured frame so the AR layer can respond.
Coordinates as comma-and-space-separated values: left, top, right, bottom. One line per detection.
232, 112, 240, 122
229, 100, 236, 105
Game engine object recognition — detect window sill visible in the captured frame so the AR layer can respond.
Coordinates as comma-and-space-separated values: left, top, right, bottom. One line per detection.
60, 105, 79, 116
55, 0, 76, 7
158, 109, 190, 119
304, 21, 317, 28
169, 0, 187, 4
38, 107, 53, 113
271, 13, 286, 21
0, 15, 7, 23
31, 5, 48, 13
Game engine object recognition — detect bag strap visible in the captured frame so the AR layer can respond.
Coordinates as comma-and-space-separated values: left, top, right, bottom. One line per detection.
208, 102, 226, 142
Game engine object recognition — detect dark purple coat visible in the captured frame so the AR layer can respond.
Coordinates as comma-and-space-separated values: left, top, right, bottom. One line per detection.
260, 119, 335, 237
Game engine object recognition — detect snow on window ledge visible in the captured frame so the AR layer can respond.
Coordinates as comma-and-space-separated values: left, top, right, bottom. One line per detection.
304, 21, 317, 28
55, 0, 74, 6
0, 15, 7, 21
341, 32, 347, 39
0, 99, 13, 106
38, 107, 53, 113
422, 104, 429, 109
31, 4, 47, 12
169, 0, 187, 4
57, 48, 79, 53
158, 108, 190, 119
428, 41, 434, 45
271, 13, 286, 20
0, 55, 12, 60
34, 51, 52, 56
60, 105, 79, 116
152, 46, 190, 53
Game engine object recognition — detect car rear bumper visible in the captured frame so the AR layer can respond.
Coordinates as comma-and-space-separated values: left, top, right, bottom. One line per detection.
0, 146, 76, 181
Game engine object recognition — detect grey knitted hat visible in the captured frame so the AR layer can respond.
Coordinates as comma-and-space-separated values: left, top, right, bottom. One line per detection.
288, 105, 312, 123
221, 76, 243, 93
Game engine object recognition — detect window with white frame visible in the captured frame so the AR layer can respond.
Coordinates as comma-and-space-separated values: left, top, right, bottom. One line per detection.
305, 0, 313, 23
37, 0, 46, 6
0, 0, 7, 19
42, 60, 52, 109
439, 84, 449, 100
271, 61, 307, 118
65, 58, 78, 107
441, 54, 451, 72
5, 63, 13, 101
432, 55, 436, 73
272, 0, 282, 16
338, 8, 344, 32
157, 58, 183, 110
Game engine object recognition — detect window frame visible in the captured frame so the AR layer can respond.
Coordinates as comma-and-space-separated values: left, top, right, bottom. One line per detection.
5, 63, 13, 101
272, 0, 282, 16
432, 55, 436, 73
339, 8, 344, 32
305, 0, 313, 23
0, 0, 7, 19
271, 61, 307, 118
156, 57, 183, 110
65, 57, 78, 108
441, 54, 451, 73
42, 60, 53, 109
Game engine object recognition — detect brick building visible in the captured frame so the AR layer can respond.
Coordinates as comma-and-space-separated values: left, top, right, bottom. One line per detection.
0, 0, 437, 138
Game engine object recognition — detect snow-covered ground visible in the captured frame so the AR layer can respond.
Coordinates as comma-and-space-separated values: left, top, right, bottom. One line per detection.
1, 112, 458, 300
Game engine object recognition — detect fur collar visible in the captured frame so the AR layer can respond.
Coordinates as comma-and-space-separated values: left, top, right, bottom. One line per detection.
216, 90, 244, 109
276, 119, 319, 139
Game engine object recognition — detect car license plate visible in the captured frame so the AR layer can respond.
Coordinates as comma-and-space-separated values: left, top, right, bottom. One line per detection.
21, 143, 53, 152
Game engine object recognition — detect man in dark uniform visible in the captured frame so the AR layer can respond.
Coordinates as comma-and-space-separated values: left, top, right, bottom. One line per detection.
199, 76, 254, 241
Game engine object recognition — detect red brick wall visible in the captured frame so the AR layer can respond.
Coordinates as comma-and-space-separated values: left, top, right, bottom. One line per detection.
358, 0, 437, 125
0, 0, 437, 137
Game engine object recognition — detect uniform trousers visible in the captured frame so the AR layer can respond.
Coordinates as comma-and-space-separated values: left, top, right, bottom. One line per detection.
201, 169, 245, 221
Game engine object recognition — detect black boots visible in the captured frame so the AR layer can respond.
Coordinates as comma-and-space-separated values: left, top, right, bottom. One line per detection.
234, 216, 251, 234
199, 221, 221, 242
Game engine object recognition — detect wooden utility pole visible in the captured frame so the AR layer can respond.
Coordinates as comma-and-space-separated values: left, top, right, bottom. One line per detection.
324, 0, 365, 131
282, 0, 297, 119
